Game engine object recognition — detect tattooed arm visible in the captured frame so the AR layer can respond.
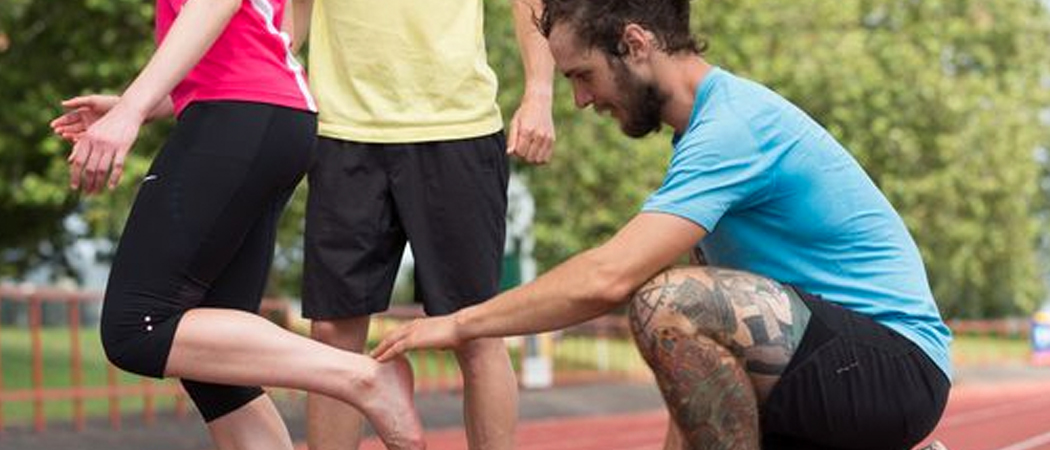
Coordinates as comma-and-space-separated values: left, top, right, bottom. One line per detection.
373, 213, 706, 359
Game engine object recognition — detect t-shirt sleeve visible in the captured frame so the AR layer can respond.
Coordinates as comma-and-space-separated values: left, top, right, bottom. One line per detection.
642, 117, 772, 233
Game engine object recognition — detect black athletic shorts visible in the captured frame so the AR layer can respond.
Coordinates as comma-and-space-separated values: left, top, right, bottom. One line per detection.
302, 132, 509, 318
100, 101, 317, 422
760, 288, 951, 450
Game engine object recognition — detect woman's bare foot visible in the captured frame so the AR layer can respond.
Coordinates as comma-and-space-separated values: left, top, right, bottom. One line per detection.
355, 356, 425, 450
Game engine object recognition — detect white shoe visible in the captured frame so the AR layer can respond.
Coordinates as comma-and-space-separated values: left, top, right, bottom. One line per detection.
916, 441, 948, 450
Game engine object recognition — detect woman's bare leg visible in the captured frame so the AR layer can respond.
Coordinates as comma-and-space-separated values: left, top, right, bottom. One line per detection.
166, 308, 425, 450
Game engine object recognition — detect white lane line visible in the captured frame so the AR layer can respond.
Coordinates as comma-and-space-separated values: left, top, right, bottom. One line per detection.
990, 430, 1050, 450
941, 395, 1050, 428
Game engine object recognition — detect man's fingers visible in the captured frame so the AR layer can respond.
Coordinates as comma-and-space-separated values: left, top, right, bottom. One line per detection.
373, 335, 406, 362
534, 135, 554, 164
371, 325, 408, 359
507, 119, 521, 155
374, 340, 405, 362
514, 130, 536, 160
517, 129, 556, 164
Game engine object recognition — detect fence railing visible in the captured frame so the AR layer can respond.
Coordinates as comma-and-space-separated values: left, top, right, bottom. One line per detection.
0, 284, 649, 433
0, 284, 194, 433
4, 282, 1035, 434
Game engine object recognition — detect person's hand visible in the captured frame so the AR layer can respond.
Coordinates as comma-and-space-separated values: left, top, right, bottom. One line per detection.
50, 95, 120, 144
67, 103, 145, 195
372, 315, 464, 362
507, 94, 555, 165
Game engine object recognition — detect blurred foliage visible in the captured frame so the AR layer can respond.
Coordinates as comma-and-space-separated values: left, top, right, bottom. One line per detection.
2, 0, 1049, 317
689, 0, 1050, 318
488, 0, 1050, 318
0, 0, 165, 279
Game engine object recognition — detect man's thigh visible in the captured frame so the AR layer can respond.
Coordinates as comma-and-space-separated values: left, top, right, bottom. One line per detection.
630, 266, 813, 401
760, 291, 950, 449
302, 137, 407, 319
390, 132, 509, 316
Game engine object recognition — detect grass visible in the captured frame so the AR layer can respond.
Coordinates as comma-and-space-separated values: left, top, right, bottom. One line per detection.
951, 334, 1031, 365
0, 325, 1035, 426
0, 326, 179, 426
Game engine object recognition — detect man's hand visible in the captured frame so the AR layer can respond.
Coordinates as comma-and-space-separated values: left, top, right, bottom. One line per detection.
372, 315, 464, 362
507, 94, 555, 165
50, 95, 120, 143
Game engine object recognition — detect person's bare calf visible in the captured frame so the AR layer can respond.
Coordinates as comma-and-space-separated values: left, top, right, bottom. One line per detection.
307, 316, 371, 450
455, 337, 518, 450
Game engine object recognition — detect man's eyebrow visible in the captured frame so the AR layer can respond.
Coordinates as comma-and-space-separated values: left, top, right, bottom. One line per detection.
563, 68, 583, 79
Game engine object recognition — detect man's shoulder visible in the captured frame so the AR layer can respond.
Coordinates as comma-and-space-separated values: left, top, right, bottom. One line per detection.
678, 102, 759, 154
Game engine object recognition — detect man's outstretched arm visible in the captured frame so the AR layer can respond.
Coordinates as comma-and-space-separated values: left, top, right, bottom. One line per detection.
373, 212, 707, 360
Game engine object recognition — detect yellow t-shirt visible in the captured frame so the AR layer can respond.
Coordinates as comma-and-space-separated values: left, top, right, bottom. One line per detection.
308, 0, 503, 143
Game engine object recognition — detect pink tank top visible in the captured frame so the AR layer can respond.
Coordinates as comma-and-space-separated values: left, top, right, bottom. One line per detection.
156, 0, 316, 115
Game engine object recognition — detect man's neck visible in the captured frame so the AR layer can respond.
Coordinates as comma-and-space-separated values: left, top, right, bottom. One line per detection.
655, 55, 712, 134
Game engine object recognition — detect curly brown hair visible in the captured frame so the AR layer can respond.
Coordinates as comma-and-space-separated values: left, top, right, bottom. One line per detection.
538, 0, 706, 58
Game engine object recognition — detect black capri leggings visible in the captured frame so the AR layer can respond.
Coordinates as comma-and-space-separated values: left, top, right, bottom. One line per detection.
99, 101, 316, 422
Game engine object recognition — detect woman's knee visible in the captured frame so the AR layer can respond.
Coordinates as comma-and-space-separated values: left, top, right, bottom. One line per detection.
99, 291, 182, 378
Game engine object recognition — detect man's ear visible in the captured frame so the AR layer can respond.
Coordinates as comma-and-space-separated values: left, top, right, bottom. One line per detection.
621, 23, 654, 62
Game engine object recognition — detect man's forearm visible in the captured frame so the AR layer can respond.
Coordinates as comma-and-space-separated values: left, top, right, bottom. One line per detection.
283, 0, 314, 54
456, 248, 630, 340
512, 0, 555, 99
455, 213, 708, 340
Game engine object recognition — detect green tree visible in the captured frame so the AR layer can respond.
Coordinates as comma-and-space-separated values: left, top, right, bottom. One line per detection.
693, 0, 1050, 317
0, 0, 165, 278
4, 0, 1048, 318
488, 0, 1050, 318
486, 0, 672, 270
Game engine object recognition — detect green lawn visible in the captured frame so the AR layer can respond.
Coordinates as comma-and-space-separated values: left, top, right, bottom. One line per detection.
552, 335, 647, 373
0, 326, 179, 425
951, 334, 1031, 365
0, 326, 1034, 425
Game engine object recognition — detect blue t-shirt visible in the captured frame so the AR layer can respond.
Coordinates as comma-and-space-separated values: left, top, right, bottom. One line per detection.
642, 67, 952, 379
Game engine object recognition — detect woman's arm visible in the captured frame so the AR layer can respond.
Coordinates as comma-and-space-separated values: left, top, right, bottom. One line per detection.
282, 0, 314, 54
67, 0, 241, 194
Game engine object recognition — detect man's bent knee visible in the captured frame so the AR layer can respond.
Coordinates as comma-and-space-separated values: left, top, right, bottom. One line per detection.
627, 266, 789, 353
628, 266, 738, 336
310, 316, 370, 350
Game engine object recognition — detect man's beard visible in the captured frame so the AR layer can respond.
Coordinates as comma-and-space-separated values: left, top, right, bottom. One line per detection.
611, 59, 667, 138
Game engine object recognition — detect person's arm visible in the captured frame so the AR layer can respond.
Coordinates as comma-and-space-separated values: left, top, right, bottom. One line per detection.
506, 0, 556, 165
67, 0, 240, 194
372, 212, 707, 360
51, 95, 173, 144
282, 0, 313, 54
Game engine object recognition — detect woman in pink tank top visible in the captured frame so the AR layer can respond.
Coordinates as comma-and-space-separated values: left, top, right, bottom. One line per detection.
49, 1, 422, 448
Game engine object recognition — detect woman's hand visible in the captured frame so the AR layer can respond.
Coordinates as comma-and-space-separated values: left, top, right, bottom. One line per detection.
66, 103, 145, 194
50, 95, 120, 144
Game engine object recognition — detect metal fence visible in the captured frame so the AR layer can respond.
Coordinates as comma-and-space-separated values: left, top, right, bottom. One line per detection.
5, 282, 1029, 434
0, 284, 650, 433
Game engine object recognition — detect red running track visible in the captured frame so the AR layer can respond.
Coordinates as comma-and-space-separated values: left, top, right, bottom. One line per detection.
917, 379, 1050, 450
332, 379, 1050, 450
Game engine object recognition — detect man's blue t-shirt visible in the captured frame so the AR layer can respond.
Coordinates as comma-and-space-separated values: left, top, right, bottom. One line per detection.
642, 67, 952, 379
